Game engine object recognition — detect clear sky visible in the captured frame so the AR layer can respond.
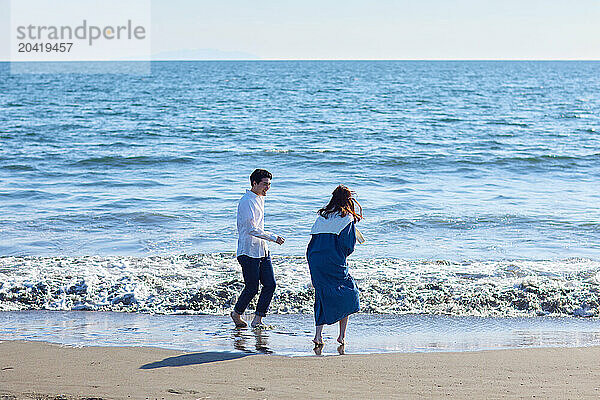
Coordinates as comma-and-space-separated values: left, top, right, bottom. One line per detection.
1, 0, 599, 60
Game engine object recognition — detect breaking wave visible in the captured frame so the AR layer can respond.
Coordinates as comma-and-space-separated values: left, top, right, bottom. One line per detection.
1, 254, 599, 318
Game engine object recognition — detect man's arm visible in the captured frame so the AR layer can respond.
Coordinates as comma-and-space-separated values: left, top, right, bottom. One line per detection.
239, 201, 283, 243
249, 224, 280, 242
250, 224, 285, 244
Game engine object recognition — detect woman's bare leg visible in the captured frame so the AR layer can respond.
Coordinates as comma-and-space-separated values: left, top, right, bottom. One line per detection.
313, 325, 324, 345
337, 316, 348, 344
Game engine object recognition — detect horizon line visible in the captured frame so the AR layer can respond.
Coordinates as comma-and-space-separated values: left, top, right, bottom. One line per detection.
2, 58, 599, 62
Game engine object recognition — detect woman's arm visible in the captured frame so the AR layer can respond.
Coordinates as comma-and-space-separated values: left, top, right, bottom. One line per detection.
339, 221, 356, 256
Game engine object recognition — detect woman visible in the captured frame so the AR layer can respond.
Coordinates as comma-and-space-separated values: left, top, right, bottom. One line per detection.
307, 185, 363, 347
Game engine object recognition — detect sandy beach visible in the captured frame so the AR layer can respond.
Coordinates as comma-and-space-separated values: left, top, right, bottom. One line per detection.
0, 341, 599, 399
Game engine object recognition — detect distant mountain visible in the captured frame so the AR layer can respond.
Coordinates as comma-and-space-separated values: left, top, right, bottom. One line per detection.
152, 48, 260, 61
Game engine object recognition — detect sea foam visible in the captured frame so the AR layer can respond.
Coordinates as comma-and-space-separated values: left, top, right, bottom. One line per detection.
1, 255, 599, 318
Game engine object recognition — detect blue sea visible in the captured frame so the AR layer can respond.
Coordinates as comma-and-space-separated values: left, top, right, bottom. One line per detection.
1, 61, 600, 354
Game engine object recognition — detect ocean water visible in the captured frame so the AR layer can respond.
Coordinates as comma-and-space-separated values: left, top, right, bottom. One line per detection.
3, 311, 600, 356
1, 61, 600, 322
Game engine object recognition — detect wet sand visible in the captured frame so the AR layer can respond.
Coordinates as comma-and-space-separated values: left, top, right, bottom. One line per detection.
1, 341, 599, 399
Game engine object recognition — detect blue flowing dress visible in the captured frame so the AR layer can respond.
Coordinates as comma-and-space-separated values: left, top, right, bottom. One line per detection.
307, 214, 360, 326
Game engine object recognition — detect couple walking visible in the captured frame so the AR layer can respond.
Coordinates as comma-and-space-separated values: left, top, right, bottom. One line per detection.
230, 169, 363, 346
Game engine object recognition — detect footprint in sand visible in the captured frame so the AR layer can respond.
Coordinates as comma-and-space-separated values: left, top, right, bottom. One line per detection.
248, 386, 266, 392
167, 388, 200, 395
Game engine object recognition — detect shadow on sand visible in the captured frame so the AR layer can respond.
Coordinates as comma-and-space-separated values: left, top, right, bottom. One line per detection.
140, 352, 248, 369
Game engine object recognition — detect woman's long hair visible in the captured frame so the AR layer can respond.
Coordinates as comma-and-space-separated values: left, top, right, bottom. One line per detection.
318, 185, 363, 223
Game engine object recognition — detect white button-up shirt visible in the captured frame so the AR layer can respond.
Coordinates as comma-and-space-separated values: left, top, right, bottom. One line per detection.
237, 190, 278, 258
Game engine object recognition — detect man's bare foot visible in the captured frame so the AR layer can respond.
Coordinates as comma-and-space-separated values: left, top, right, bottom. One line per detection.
337, 344, 345, 355
230, 311, 247, 328
251, 315, 263, 328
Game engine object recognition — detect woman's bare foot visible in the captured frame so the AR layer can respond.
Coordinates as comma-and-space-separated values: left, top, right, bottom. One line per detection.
230, 311, 247, 328
313, 344, 323, 355
337, 344, 345, 355
313, 325, 324, 346
337, 316, 348, 345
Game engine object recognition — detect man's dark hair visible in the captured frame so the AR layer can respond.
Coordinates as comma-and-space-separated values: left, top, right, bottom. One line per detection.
250, 169, 272, 186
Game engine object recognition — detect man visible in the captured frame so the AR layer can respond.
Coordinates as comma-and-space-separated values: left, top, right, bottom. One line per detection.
231, 169, 285, 328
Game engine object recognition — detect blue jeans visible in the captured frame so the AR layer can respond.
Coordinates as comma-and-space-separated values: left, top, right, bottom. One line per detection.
234, 254, 276, 317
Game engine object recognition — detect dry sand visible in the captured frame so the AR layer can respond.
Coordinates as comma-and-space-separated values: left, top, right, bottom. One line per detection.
1, 340, 599, 399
